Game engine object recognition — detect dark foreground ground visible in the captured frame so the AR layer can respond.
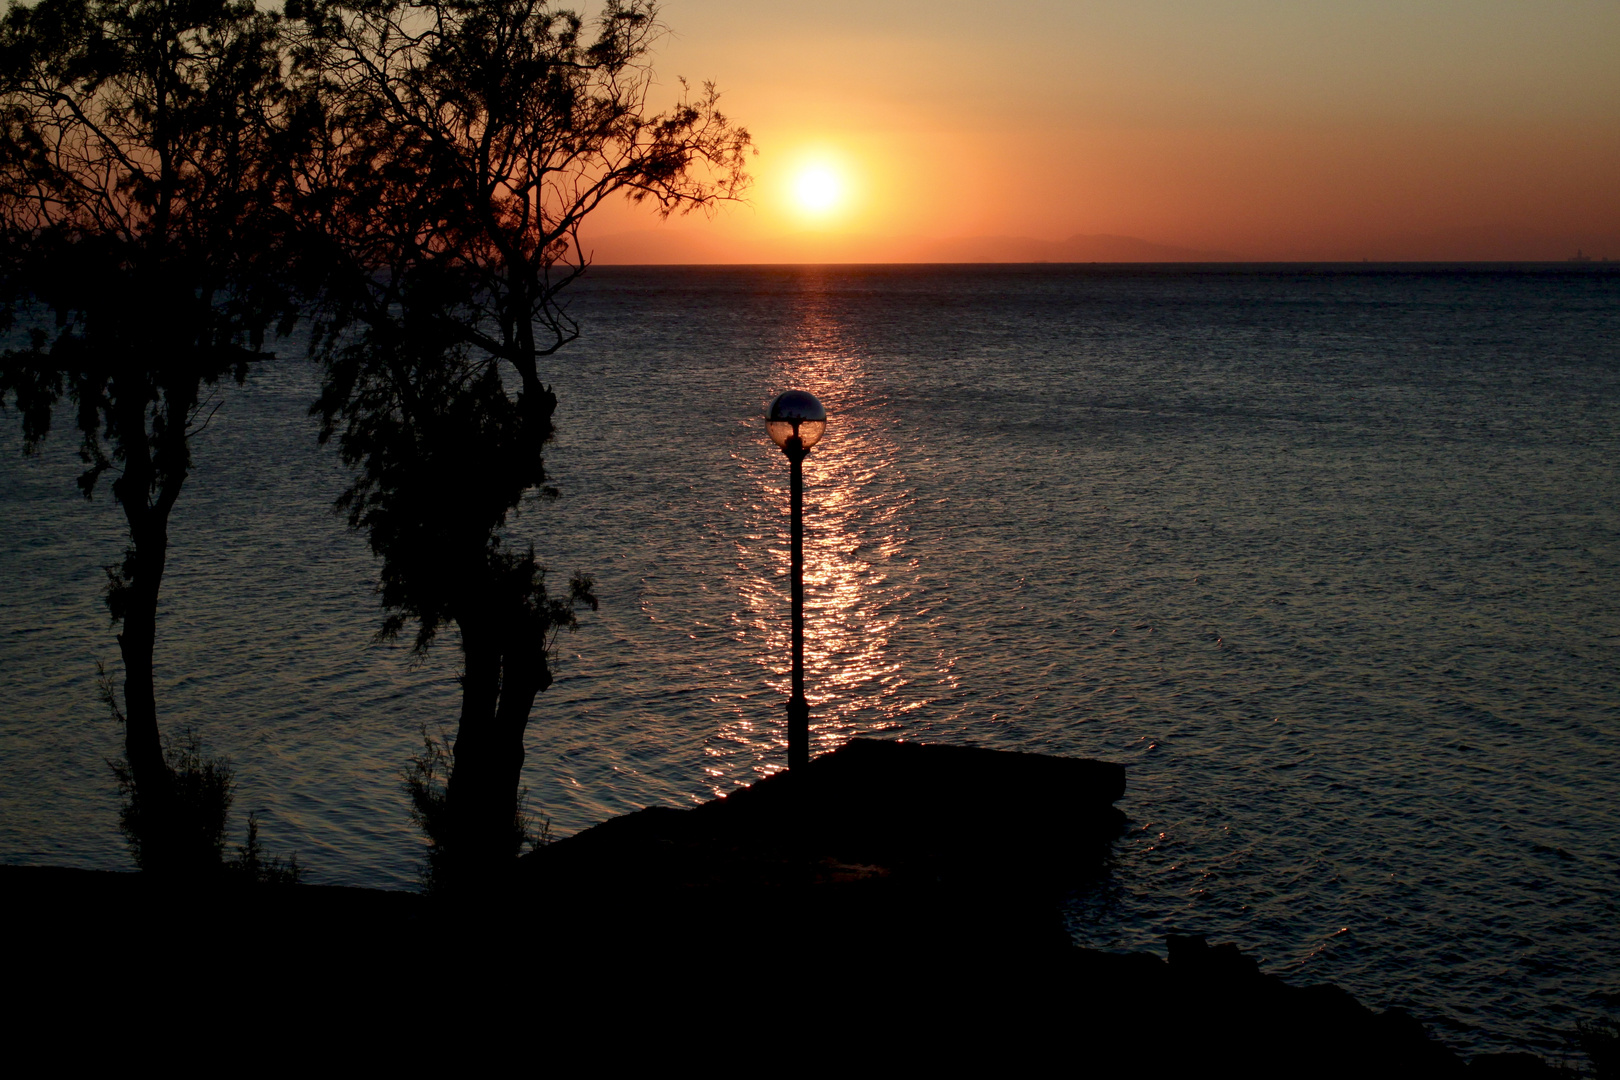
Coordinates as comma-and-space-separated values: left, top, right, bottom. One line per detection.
1, 741, 1589, 1075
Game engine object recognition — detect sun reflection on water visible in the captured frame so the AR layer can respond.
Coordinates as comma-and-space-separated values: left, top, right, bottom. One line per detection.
702, 281, 960, 788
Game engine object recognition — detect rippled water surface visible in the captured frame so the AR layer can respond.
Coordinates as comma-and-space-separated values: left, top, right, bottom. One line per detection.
3, 265, 1617, 1054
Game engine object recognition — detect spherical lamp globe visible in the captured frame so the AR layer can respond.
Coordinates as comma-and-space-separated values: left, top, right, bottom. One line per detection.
765, 389, 827, 451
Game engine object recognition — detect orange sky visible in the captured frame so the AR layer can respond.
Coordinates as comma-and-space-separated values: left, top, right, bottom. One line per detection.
581, 0, 1620, 262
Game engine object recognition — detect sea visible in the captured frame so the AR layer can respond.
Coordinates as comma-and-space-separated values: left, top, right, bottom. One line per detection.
2, 264, 1616, 1056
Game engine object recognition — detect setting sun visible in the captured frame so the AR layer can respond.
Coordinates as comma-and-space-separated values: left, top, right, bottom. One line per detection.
792, 164, 844, 216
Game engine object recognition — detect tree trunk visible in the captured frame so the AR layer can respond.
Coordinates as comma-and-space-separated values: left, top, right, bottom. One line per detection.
489, 643, 550, 825
100, 367, 178, 860
106, 366, 191, 870
443, 613, 509, 882
118, 511, 169, 790
443, 611, 551, 887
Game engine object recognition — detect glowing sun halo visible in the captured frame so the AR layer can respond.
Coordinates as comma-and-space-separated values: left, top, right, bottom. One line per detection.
793, 165, 844, 215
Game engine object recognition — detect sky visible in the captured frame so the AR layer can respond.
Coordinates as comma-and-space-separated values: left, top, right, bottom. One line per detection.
580, 0, 1620, 262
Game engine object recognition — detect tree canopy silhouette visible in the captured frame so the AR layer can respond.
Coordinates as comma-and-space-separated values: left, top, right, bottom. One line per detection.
0, 0, 293, 871
285, 0, 750, 886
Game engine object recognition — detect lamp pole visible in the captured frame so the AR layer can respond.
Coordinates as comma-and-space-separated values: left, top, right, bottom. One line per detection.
786, 435, 808, 770
766, 390, 827, 771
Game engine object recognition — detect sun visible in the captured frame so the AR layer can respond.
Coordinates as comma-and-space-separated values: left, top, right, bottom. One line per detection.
793, 165, 844, 216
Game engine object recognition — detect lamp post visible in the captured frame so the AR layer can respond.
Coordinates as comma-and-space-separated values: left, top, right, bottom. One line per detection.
765, 389, 827, 771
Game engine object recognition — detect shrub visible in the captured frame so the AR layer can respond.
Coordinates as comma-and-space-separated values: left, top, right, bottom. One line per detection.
404, 724, 548, 892
228, 812, 302, 887
109, 725, 300, 884
110, 730, 234, 874
404, 726, 454, 891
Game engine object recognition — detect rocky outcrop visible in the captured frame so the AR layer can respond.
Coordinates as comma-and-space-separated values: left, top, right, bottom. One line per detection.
511, 739, 1518, 1076
519, 738, 1127, 896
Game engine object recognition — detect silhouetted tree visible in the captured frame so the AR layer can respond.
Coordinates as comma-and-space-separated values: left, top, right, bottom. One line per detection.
284, 0, 749, 887
0, 0, 293, 871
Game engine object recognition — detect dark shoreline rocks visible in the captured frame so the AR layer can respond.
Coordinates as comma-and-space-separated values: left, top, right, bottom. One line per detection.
0, 740, 1583, 1075
510, 737, 1492, 1073
517, 738, 1129, 896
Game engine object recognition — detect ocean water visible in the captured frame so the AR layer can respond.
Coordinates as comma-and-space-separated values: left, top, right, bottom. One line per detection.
2, 264, 1617, 1054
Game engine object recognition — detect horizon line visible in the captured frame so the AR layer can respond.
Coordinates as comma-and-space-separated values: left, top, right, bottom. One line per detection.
582, 258, 1620, 269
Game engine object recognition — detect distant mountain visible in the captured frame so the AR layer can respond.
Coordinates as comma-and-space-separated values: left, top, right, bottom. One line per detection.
579, 229, 1235, 265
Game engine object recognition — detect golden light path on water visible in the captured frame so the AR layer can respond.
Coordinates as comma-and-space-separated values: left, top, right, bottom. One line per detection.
696, 285, 957, 788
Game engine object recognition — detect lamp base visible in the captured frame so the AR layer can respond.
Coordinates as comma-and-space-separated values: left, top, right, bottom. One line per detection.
787, 696, 809, 770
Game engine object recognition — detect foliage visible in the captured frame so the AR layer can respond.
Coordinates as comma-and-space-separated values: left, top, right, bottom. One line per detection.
286, 0, 751, 383
283, 0, 745, 885
100, 669, 298, 881
526, 806, 553, 852
0, 0, 298, 863
228, 812, 303, 886
287, 0, 742, 656
110, 729, 235, 873
0, 0, 294, 469
403, 725, 453, 890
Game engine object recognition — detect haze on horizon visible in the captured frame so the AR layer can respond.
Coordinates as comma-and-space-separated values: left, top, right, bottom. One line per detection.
581, 0, 1620, 263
